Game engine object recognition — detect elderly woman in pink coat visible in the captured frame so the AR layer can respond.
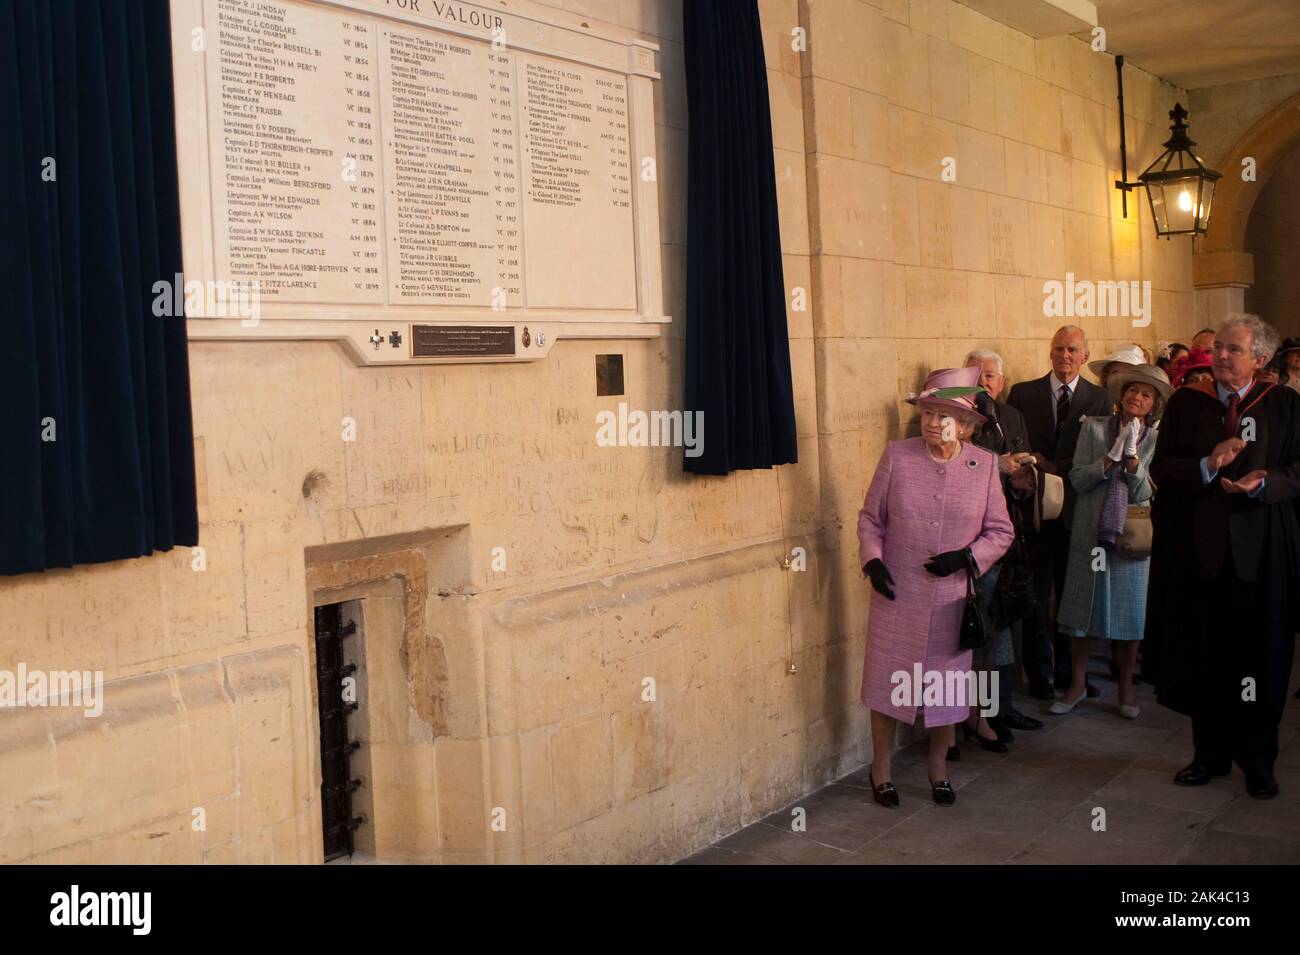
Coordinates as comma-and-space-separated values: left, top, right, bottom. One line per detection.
858, 366, 1015, 807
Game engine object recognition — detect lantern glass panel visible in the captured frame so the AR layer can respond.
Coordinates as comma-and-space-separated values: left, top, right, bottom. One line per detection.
1143, 173, 1213, 236
1196, 176, 1217, 232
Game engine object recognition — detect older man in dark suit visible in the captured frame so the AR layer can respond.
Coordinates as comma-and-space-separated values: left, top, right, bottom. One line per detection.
1147, 315, 1300, 798
966, 349, 1044, 738
1007, 326, 1112, 699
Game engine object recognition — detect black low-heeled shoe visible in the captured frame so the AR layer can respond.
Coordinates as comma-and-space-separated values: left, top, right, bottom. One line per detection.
868, 769, 900, 808
929, 778, 956, 806
961, 721, 1009, 753
986, 715, 1014, 744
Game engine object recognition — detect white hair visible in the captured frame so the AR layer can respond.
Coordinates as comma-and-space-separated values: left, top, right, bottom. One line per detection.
1219, 314, 1280, 361
964, 348, 1005, 376
1054, 324, 1088, 347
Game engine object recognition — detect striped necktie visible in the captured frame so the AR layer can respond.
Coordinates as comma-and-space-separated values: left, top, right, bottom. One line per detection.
1054, 383, 1070, 445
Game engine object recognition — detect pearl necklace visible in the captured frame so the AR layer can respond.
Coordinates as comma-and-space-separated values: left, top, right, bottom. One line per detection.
926, 441, 962, 463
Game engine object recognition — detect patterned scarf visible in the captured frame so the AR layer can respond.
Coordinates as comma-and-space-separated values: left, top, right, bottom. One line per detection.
1097, 414, 1148, 550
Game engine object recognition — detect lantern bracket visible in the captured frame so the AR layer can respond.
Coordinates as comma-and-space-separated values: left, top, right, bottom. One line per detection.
1113, 56, 1140, 213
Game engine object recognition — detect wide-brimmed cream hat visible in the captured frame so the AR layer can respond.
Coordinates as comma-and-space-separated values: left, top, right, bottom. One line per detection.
1107, 363, 1173, 403
1034, 471, 1064, 529
1088, 343, 1146, 377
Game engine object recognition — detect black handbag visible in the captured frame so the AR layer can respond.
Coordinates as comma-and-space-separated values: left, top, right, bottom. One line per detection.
958, 551, 993, 651
989, 529, 1036, 632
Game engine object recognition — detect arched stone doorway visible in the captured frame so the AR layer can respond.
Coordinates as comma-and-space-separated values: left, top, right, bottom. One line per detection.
1192, 93, 1300, 325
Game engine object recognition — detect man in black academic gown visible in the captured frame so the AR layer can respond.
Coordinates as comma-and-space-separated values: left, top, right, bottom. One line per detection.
1147, 315, 1300, 798
966, 349, 1044, 738
1007, 326, 1112, 699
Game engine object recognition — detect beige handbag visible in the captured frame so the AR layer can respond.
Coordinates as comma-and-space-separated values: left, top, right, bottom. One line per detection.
1116, 504, 1152, 558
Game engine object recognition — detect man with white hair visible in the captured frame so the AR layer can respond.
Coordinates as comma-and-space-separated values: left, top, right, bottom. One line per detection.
1007, 326, 1113, 700
1147, 314, 1300, 799
964, 349, 1043, 739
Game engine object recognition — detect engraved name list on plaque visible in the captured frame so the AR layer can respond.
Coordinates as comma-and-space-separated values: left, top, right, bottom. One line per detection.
170, 0, 664, 360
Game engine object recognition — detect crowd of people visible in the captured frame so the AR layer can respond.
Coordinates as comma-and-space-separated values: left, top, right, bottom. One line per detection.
857, 316, 1300, 809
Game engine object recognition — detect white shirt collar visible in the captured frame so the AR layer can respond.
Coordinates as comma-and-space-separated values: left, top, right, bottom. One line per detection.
1051, 374, 1078, 396
1215, 381, 1252, 403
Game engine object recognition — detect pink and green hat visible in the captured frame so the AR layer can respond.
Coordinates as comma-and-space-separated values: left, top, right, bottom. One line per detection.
905, 365, 988, 425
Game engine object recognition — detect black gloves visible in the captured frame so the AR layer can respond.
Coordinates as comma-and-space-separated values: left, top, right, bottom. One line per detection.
925, 548, 971, 577
863, 559, 895, 600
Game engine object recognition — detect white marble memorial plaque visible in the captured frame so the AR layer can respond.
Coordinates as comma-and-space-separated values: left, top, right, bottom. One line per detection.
174, 0, 659, 339
518, 54, 635, 309
205, 0, 384, 302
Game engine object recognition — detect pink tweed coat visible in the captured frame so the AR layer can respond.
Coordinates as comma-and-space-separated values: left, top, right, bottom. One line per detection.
857, 438, 1014, 727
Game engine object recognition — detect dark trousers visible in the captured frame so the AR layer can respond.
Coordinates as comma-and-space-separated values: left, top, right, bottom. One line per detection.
1021, 521, 1071, 690
1191, 710, 1278, 779
997, 663, 1015, 714
1186, 551, 1281, 779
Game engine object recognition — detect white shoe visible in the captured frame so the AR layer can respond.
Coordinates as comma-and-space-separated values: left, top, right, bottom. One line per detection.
1049, 692, 1085, 715
1118, 704, 1140, 720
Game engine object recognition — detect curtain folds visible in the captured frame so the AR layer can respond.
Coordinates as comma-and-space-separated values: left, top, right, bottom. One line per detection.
0, 0, 198, 575
681, 0, 798, 475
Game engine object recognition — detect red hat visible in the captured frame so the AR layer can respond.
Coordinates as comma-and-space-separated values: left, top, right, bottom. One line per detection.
1169, 346, 1213, 388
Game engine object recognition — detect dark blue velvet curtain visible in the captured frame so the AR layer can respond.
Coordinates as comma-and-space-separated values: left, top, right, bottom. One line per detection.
0, 0, 198, 575
682, 0, 797, 475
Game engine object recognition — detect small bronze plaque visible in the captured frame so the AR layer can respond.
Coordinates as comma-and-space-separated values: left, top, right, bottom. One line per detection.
411, 325, 516, 358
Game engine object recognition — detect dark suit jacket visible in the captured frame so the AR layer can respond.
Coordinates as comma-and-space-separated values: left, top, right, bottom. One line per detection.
1146, 379, 1300, 715
973, 399, 1032, 533
972, 399, 1029, 457
1006, 373, 1111, 525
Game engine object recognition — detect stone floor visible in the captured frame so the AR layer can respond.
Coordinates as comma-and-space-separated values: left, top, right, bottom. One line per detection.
682, 661, 1300, 865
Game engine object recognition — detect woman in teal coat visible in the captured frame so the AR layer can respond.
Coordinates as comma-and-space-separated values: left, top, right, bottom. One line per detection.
1051, 364, 1172, 719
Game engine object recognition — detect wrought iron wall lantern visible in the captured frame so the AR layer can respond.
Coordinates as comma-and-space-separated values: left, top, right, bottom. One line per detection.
1113, 55, 1221, 238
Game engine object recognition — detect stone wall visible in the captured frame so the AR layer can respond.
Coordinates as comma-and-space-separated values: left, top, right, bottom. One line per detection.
0, 0, 828, 865
798, 0, 1196, 665
1244, 147, 1300, 333
1, 0, 1207, 864
1188, 74, 1300, 170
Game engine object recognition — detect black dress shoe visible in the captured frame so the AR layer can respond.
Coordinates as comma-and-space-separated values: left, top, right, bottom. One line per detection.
962, 722, 1009, 753
1246, 774, 1279, 799
1173, 760, 1232, 787
1004, 707, 1044, 731
987, 716, 1014, 744
869, 770, 900, 808
929, 778, 956, 806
